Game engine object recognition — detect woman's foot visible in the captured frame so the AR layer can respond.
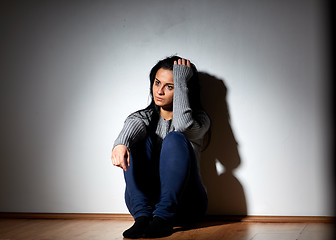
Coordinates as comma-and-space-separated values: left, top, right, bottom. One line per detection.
123, 216, 150, 239
143, 216, 173, 238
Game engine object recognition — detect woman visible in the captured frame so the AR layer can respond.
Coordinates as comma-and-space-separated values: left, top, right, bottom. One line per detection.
111, 56, 210, 238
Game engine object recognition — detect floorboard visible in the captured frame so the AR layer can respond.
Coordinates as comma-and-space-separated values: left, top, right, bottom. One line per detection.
0, 219, 334, 240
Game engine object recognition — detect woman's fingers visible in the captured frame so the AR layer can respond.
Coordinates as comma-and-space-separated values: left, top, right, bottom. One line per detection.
176, 58, 191, 68
119, 156, 127, 171
126, 150, 130, 168
121, 160, 127, 172
111, 145, 129, 171
111, 154, 118, 167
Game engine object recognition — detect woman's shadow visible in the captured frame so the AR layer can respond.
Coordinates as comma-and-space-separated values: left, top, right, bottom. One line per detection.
199, 72, 247, 218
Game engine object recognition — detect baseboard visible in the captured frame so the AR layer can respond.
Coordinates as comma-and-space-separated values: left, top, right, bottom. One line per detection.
0, 212, 133, 220
0, 212, 334, 223
207, 215, 334, 223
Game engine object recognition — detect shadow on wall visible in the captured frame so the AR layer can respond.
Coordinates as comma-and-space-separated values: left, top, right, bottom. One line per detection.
199, 72, 247, 217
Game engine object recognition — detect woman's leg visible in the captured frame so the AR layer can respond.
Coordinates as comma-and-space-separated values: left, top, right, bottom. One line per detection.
144, 131, 207, 237
124, 136, 160, 219
123, 136, 162, 238
153, 131, 208, 222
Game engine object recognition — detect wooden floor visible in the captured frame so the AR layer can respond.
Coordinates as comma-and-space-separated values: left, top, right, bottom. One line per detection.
0, 218, 334, 240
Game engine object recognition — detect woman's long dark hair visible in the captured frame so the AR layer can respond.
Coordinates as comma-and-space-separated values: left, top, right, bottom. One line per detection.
137, 55, 210, 148
147, 55, 203, 110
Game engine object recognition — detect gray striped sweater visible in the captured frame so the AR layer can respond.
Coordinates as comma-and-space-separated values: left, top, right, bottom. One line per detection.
113, 64, 210, 162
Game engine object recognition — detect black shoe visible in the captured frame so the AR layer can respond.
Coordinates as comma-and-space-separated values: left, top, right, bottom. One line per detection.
143, 216, 173, 238
123, 216, 150, 239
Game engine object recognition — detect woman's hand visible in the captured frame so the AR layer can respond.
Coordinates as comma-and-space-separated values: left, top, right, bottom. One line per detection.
174, 58, 191, 68
111, 144, 130, 171
173, 58, 193, 81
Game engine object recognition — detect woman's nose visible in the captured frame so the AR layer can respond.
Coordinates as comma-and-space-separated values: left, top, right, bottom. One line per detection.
157, 86, 164, 95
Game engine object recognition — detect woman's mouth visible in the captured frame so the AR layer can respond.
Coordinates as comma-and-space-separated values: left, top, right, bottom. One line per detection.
155, 97, 163, 102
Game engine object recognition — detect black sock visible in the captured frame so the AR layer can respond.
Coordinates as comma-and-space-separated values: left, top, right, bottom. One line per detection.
143, 216, 173, 238
123, 216, 150, 239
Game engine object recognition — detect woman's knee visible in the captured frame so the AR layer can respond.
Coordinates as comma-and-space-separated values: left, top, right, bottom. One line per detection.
161, 132, 192, 155
163, 131, 188, 145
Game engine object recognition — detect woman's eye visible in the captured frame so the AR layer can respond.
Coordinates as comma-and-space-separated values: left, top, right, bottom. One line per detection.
155, 80, 160, 85
166, 86, 173, 90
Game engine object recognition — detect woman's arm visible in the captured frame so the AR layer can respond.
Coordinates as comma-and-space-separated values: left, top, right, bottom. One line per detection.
113, 113, 147, 149
182, 110, 210, 141
172, 59, 210, 141
172, 60, 193, 132
111, 112, 148, 171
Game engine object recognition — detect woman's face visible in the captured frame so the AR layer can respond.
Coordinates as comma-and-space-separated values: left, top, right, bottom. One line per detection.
153, 68, 174, 110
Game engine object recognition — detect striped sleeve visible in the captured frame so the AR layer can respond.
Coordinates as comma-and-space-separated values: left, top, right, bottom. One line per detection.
183, 110, 210, 142
172, 64, 210, 141
172, 64, 193, 132
113, 112, 148, 149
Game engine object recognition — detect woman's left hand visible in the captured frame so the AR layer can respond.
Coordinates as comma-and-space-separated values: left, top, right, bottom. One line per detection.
174, 58, 191, 68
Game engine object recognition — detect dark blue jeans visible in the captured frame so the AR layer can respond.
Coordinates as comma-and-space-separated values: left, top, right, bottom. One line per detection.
124, 131, 207, 223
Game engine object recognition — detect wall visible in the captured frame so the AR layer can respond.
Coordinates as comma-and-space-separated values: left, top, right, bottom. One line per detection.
0, 0, 333, 216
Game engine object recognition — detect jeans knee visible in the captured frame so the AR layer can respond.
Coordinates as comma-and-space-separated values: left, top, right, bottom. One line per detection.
163, 131, 187, 143
162, 131, 189, 151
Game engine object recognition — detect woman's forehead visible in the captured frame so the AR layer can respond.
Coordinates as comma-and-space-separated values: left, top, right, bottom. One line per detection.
155, 68, 174, 84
